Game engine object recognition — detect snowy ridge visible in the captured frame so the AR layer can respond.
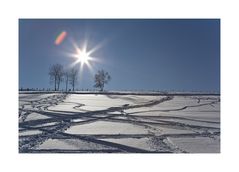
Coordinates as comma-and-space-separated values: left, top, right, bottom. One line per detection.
19, 90, 220, 96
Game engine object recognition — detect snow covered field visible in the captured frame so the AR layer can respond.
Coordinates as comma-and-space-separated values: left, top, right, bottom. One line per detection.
19, 92, 220, 153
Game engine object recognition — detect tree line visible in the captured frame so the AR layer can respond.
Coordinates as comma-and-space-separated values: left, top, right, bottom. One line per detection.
48, 64, 111, 91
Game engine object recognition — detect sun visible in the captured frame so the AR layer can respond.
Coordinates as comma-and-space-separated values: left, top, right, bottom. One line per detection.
75, 48, 91, 65
70, 45, 96, 74
68, 40, 101, 75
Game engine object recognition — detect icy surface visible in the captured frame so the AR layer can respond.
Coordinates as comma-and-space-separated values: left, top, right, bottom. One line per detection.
19, 93, 220, 153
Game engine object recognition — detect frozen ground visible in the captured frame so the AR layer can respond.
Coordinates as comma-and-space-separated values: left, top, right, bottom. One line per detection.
19, 92, 220, 153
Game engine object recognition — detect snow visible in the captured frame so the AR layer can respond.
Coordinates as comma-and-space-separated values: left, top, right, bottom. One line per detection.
168, 136, 220, 153
65, 121, 149, 135
37, 138, 115, 151
100, 138, 152, 151
19, 92, 220, 153
24, 112, 50, 121
19, 130, 42, 136
157, 126, 196, 135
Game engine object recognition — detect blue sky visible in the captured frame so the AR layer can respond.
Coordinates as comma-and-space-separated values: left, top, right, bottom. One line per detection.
19, 19, 220, 92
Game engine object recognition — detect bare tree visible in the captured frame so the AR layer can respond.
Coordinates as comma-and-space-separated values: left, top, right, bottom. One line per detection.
69, 68, 78, 91
49, 64, 64, 91
64, 70, 70, 92
94, 69, 111, 91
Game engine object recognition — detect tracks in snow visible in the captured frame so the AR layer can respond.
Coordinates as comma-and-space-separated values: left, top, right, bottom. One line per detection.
19, 94, 220, 153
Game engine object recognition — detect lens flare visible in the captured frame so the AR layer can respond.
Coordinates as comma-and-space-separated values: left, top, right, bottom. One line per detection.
55, 31, 67, 45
